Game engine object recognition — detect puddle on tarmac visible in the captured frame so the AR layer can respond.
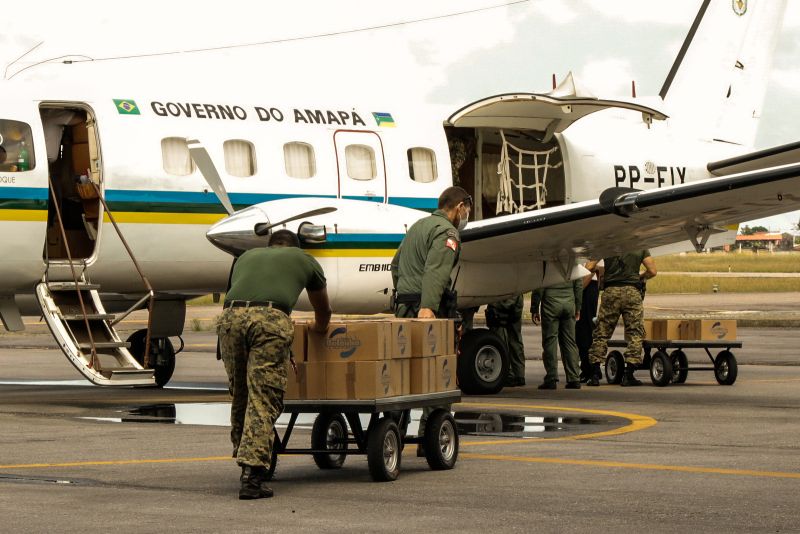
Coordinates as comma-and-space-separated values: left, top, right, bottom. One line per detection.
82, 403, 620, 438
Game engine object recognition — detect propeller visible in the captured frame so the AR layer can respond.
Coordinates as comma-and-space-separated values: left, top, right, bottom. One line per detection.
254, 207, 338, 236
187, 139, 234, 215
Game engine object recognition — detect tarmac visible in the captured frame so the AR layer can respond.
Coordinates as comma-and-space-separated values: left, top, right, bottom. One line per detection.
1, 293, 799, 533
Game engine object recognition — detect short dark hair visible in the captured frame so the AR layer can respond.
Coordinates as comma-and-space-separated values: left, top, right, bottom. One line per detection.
268, 229, 301, 248
438, 186, 472, 210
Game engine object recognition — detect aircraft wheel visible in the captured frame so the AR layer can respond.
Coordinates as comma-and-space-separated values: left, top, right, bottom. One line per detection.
605, 350, 625, 384
367, 417, 401, 482
423, 409, 459, 471
457, 328, 508, 395
714, 350, 738, 385
311, 413, 348, 469
649, 350, 673, 387
128, 329, 176, 387
671, 350, 689, 384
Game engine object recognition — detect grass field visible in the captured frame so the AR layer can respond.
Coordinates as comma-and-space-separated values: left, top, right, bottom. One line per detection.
648, 275, 800, 294
656, 251, 800, 272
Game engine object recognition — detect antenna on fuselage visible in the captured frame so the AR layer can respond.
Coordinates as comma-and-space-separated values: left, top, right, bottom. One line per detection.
3, 41, 43, 81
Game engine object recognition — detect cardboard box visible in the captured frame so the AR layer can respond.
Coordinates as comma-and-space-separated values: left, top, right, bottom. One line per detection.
284, 361, 303, 400
387, 319, 412, 359
398, 358, 411, 395
325, 360, 403, 399
409, 319, 447, 357
291, 322, 307, 362
650, 319, 691, 340
443, 320, 456, 355
434, 354, 457, 392
688, 319, 737, 341
410, 356, 436, 394
284, 361, 326, 400
643, 319, 654, 340
307, 321, 389, 362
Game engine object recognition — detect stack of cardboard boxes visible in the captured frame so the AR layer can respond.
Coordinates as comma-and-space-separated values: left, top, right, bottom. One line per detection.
644, 319, 737, 341
285, 319, 456, 400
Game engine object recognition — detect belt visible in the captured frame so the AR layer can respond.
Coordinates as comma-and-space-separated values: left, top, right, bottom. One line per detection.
395, 293, 421, 304
223, 300, 291, 315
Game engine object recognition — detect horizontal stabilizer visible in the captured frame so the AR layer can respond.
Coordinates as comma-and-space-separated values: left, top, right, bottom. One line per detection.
708, 141, 800, 176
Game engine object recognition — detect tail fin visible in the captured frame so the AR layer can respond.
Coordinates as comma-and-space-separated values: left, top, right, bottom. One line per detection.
660, 0, 787, 147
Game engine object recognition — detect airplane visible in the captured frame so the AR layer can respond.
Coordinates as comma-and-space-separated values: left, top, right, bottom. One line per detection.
0, 0, 797, 395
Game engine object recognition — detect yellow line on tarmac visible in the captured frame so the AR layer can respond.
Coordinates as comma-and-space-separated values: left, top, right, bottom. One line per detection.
460, 453, 800, 480
458, 402, 656, 446
0, 456, 229, 469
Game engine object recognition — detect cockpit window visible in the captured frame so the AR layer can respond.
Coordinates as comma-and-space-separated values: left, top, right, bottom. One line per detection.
0, 120, 36, 172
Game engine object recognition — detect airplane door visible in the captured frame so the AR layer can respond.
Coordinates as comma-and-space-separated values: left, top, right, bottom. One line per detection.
333, 130, 387, 203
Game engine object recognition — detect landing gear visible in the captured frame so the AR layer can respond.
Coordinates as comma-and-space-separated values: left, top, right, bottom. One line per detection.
127, 329, 176, 387
457, 328, 508, 395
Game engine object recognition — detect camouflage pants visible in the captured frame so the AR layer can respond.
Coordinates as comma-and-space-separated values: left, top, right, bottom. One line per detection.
588, 286, 644, 365
216, 307, 293, 468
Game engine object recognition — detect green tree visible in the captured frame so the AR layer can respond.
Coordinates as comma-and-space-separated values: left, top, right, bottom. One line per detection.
751, 225, 769, 234
739, 225, 753, 235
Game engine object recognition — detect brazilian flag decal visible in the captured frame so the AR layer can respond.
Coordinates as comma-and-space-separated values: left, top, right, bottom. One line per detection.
372, 112, 396, 128
114, 99, 140, 115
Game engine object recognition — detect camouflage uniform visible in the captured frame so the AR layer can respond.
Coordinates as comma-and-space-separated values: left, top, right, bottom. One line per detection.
486, 295, 526, 385
588, 251, 650, 366
448, 138, 467, 185
217, 306, 294, 468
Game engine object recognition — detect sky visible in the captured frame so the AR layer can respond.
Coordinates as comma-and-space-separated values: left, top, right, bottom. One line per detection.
1, 0, 798, 231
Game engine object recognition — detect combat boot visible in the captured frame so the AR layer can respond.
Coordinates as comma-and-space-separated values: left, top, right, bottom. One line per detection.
586, 363, 602, 386
621, 363, 643, 387
239, 465, 274, 500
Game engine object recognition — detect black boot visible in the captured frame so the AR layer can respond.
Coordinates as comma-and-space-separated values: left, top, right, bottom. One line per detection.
621, 363, 643, 387
587, 363, 602, 386
239, 465, 274, 500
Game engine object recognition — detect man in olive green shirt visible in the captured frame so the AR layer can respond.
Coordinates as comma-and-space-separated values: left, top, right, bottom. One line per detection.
391, 186, 471, 455
531, 279, 583, 389
218, 229, 331, 499
585, 250, 657, 387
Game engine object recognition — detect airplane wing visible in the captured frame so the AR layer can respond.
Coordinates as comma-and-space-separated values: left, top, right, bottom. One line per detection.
459, 162, 800, 263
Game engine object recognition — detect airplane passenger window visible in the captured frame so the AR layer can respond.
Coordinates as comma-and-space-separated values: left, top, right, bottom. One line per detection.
224, 139, 256, 177
345, 144, 376, 181
0, 119, 36, 172
407, 147, 437, 183
161, 137, 195, 176
284, 142, 316, 179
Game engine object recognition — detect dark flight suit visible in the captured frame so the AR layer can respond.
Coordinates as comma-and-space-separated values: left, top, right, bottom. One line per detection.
391, 209, 460, 434
576, 279, 600, 380
532, 280, 583, 385
486, 295, 526, 386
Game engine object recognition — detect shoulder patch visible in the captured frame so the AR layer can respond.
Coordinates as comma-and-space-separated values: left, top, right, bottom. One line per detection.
446, 229, 458, 238
445, 238, 458, 252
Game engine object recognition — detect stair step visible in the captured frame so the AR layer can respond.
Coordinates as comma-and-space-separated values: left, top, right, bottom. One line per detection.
61, 313, 115, 321
48, 282, 101, 291
77, 341, 130, 350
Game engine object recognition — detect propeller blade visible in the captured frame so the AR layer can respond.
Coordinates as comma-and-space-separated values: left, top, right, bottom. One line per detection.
187, 139, 234, 215
254, 207, 338, 236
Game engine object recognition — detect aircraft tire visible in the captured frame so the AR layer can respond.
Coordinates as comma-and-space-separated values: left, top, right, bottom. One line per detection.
127, 329, 176, 387
311, 413, 348, 469
714, 350, 738, 385
457, 328, 508, 395
423, 409, 459, 471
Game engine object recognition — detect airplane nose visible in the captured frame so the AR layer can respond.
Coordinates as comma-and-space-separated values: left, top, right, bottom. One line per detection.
206, 205, 270, 255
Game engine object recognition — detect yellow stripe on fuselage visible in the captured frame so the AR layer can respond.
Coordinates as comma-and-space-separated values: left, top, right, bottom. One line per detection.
308, 249, 396, 258
0, 209, 47, 222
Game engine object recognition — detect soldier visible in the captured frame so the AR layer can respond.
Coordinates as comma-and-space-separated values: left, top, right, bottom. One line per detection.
391, 185, 471, 454
531, 279, 583, 389
486, 295, 526, 387
217, 229, 331, 499
585, 250, 657, 387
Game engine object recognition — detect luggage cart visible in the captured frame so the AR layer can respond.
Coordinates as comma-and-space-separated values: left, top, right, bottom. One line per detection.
605, 339, 742, 387
267, 390, 461, 482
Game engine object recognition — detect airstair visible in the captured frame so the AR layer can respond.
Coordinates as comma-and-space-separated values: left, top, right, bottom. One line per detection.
37, 179, 157, 387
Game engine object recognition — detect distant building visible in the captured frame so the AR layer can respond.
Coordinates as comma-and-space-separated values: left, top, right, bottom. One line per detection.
735, 232, 795, 251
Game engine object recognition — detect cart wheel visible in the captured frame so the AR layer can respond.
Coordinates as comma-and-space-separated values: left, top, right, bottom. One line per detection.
671, 350, 689, 384
311, 413, 348, 470
650, 350, 673, 387
367, 417, 401, 482
424, 409, 459, 471
605, 350, 625, 384
714, 350, 738, 385
264, 429, 280, 481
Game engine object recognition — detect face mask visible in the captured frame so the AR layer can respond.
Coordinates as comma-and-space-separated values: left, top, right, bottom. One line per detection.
457, 208, 469, 231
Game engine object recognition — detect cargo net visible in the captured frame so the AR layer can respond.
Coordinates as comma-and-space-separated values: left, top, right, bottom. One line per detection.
496, 130, 562, 214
